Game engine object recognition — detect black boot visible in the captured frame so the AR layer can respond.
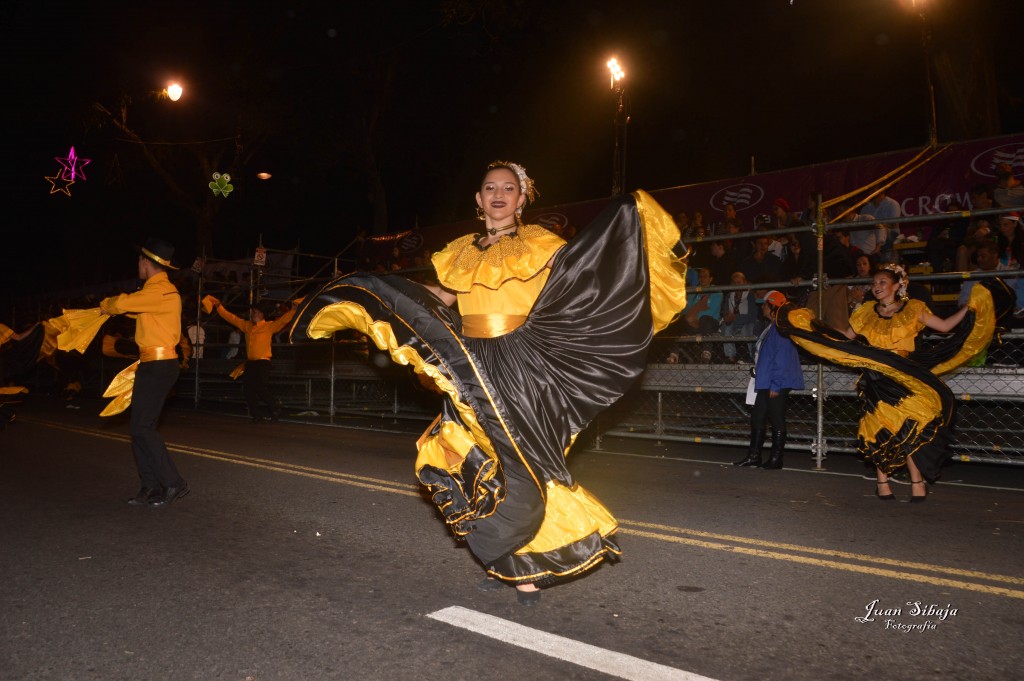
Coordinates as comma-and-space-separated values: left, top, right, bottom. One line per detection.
734, 429, 767, 466
761, 429, 786, 469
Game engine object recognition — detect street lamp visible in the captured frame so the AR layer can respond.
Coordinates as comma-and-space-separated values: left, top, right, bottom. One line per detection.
607, 57, 629, 196
165, 82, 184, 102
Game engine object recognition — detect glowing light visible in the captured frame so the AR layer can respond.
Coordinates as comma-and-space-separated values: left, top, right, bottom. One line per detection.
166, 82, 183, 101
55, 146, 91, 182
256, 172, 272, 180
607, 58, 625, 89
45, 168, 74, 196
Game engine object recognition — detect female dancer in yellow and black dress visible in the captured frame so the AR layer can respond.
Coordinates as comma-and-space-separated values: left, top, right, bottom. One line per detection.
291, 161, 687, 604
777, 264, 1008, 501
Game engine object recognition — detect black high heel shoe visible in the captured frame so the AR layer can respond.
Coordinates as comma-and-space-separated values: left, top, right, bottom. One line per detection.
875, 479, 895, 500
909, 479, 928, 503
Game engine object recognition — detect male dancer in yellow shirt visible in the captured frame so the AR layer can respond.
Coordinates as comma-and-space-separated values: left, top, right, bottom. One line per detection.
209, 297, 298, 423
100, 238, 189, 507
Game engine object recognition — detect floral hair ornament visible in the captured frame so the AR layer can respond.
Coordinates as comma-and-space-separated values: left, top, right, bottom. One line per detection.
488, 160, 538, 206
879, 263, 909, 301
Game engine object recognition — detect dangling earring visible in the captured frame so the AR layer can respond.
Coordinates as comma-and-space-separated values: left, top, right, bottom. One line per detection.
515, 206, 523, 225
476, 206, 485, 221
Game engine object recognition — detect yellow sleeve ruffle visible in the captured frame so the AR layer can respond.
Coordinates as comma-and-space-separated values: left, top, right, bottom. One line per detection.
431, 224, 566, 293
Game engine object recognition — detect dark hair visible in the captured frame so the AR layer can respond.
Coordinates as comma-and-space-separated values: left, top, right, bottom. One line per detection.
870, 267, 900, 284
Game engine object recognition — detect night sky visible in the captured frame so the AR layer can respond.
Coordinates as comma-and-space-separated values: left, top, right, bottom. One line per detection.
4, 0, 1022, 296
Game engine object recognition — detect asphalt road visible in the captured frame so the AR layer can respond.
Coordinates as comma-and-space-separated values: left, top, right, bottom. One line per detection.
2, 396, 1022, 681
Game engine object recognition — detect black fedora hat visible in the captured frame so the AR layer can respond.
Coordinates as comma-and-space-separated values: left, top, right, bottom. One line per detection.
138, 237, 179, 270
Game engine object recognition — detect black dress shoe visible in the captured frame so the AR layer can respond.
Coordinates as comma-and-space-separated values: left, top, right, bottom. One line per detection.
128, 486, 160, 506
516, 587, 542, 606
148, 482, 191, 507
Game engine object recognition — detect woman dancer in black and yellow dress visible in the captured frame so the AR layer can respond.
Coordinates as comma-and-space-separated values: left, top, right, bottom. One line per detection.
778, 264, 1003, 502
292, 161, 687, 604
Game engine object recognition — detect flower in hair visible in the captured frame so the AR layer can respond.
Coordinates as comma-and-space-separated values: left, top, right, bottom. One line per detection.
489, 160, 539, 205
880, 263, 909, 300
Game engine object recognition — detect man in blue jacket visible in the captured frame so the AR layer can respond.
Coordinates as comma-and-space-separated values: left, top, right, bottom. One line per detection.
734, 290, 805, 469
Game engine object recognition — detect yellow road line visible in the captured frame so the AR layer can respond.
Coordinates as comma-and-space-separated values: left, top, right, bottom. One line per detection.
620, 519, 1024, 586
23, 417, 1024, 599
618, 527, 1024, 600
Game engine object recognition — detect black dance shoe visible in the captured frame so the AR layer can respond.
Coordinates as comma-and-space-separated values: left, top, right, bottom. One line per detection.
516, 587, 542, 606
875, 479, 895, 501
909, 479, 928, 503
148, 482, 191, 507
128, 487, 160, 506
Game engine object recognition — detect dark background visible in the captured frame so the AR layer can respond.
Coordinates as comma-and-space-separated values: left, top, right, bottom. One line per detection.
4, 0, 1022, 295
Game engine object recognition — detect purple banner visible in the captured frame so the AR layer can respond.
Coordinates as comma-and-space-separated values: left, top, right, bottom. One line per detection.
529, 132, 1024, 234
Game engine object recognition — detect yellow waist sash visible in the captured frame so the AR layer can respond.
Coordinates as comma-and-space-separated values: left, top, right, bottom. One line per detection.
140, 345, 178, 362
461, 314, 527, 338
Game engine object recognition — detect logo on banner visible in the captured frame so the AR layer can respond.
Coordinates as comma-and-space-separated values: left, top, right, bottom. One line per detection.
710, 183, 765, 211
533, 212, 570, 231
398, 232, 424, 254
970, 144, 1024, 177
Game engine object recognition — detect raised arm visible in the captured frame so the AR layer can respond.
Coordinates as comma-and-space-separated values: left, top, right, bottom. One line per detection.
214, 303, 249, 332
921, 304, 969, 333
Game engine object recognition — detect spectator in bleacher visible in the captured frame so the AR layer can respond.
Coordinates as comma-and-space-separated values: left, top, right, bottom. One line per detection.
682, 268, 723, 355
686, 223, 711, 269
778, 234, 802, 281
207, 297, 300, 423
994, 163, 1024, 208
955, 219, 994, 272
848, 253, 876, 311
727, 219, 752, 262
720, 271, 758, 363
861, 190, 902, 263
692, 210, 706, 235
799, 191, 825, 226
740, 235, 783, 286
674, 210, 691, 236
995, 212, 1024, 316
836, 202, 886, 258
772, 197, 793, 229
834, 229, 864, 261
958, 241, 1002, 306
700, 238, 729, 284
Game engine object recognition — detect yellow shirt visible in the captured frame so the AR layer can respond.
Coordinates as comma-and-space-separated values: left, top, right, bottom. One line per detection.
431, 224, 565, 337
217, 305, 297, 360
850, 299, 929, 356
100, 271, 181, 350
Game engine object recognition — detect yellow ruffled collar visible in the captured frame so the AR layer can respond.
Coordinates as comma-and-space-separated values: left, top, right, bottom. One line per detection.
431, 224, 566, 293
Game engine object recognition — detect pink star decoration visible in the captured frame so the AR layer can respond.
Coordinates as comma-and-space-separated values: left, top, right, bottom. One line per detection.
55, 146, 91, 182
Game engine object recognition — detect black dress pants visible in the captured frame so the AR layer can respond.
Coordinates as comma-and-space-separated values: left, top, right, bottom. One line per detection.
244, 359, 279, 418
751, 388, 791, 432
130, 359, 183, 488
